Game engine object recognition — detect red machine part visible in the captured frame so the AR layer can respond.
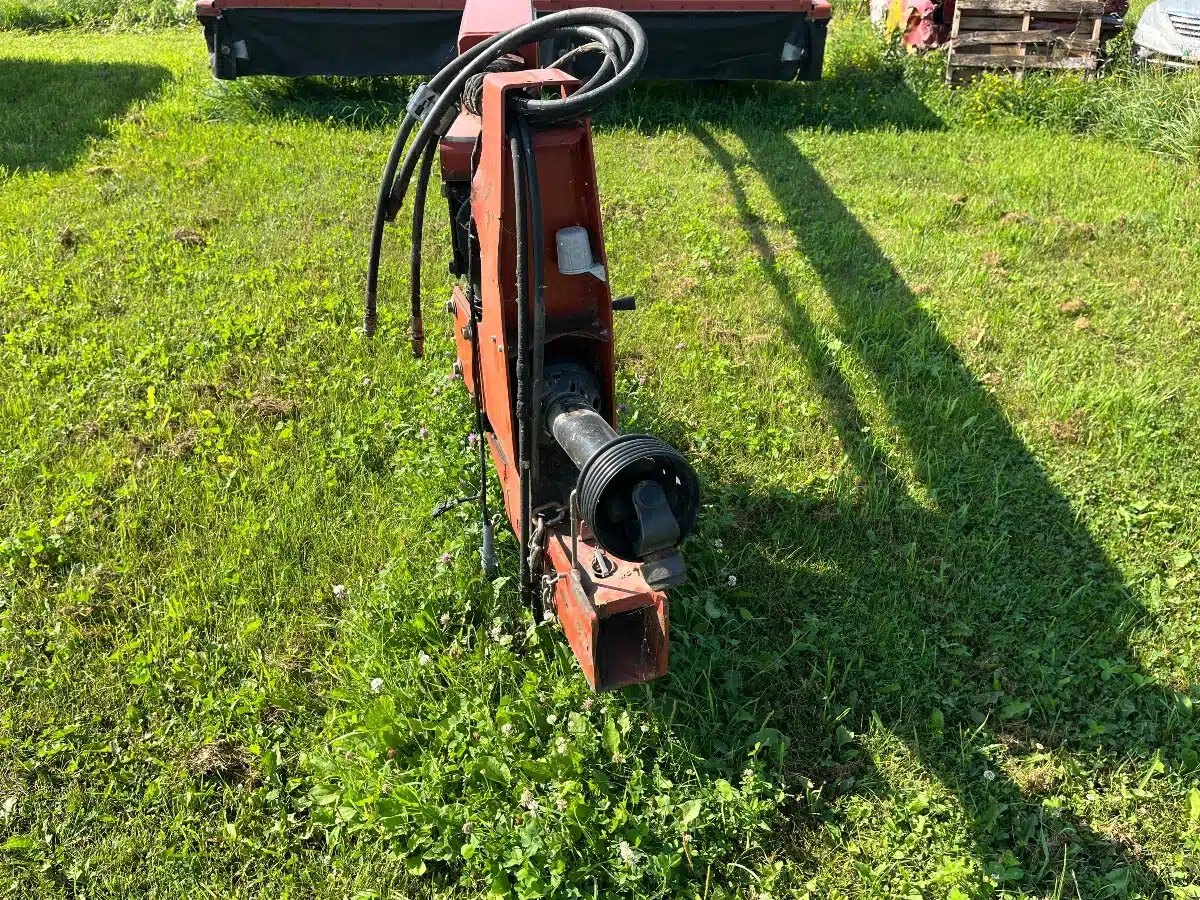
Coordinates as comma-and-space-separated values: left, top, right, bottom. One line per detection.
545, 529, 668, 691
195, 0, 831, 33
458, 0, 533, 53
471, 69, 615, 532
199, 0, 823, 12
440, 65, 669, 691
197, 0, 829, 82
539, 0, 824, 12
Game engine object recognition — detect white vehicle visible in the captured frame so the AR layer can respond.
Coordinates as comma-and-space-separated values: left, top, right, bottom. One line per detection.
1134, 0, 1200, 67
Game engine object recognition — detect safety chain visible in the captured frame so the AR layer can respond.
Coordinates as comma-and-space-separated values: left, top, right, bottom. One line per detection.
539, 573, 561, 623
528, 503, 566, 622
527, 503, 566, 574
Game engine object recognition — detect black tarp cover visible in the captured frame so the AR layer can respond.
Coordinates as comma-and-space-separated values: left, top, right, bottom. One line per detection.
203, 8, 826, 81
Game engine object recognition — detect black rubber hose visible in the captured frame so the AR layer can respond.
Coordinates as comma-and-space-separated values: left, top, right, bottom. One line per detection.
363, 9, 646, 334
408, 140, 437, 357
464, 181, 495, 575
511, 126, 533, 611
387, 9, 644, 213
517, 117, 545, 533
363, 117, 415, 335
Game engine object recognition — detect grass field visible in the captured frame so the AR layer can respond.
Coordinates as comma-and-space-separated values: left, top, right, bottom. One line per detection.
2, 15, 1200, 900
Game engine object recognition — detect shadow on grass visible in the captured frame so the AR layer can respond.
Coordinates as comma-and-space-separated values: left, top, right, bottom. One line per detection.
202, 55, 943, 134
602, 62, 944, 134
627, 105, 1191, 894
0, 58, 170, 173
203, 75, 422, 128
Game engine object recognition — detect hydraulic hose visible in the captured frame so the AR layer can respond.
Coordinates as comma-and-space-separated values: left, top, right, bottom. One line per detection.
408, 140, 437, 356
363, 7, 646, 334
363, 8, 647, 608
516, 116, 545, 569
511, 126, 533, 609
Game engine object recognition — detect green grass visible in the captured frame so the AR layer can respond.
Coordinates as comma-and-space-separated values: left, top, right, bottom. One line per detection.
0, 0, 189, 30
2, 17, 1200, 900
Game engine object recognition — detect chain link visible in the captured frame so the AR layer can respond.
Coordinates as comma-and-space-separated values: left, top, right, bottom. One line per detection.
528, 503, 566, 622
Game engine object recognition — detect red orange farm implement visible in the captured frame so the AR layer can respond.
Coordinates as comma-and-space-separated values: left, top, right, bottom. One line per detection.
196, 2, 830, 690
196, 0, 830, 83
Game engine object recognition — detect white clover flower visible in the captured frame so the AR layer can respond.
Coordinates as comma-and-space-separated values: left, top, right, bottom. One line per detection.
582, 697, 594, 711
521, 789, 534, 806
332, 584, 348, 600
370, 677, 384, 694
501, 723, 514, 736
618, 841, 637, 864
727, 574, 737, 587
418, 652, 432, 666
983, 769, 996, 782
713, 539, 724, 551
461, 822, 473, 835
640, 724, 650, 733
546, 713, 558, 725
439, 612, 451, 626
555, 737, 569, 755
556, 797, 568, 811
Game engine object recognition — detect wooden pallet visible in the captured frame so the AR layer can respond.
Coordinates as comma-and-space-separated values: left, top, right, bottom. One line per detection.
947, 0, 1106, 86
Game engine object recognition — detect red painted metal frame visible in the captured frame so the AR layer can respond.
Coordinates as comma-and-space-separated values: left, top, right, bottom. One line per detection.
545, 529, 668, 691
451, 67, 666, 690
199, 0, 824, 13
199, 0, 463, 9
459, 0, 532, 52
468, 68, 618, 535
538, 0, 815, 10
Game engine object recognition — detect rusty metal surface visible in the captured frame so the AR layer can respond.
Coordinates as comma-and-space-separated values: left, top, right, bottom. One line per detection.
545, 527, 668, 692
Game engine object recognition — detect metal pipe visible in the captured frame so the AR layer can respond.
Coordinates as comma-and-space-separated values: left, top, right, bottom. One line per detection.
547, 396, 618, 471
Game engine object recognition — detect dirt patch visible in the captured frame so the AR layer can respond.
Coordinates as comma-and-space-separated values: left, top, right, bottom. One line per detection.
187, 739, 253, 783
1096, 817, 1146, 861
1000, 211, 1035, 226
1014, 762, 1061, 796
965, 325, 995, 351
172, 228, 207, 249
58, 227, 82, 252
165, 428, 199, 460
247, 394, 298, 421
70, 420, 107, 446
1058, 299, 1088, 316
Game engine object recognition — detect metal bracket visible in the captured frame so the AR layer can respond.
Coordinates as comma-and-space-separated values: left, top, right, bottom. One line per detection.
569, 489, 582, 578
